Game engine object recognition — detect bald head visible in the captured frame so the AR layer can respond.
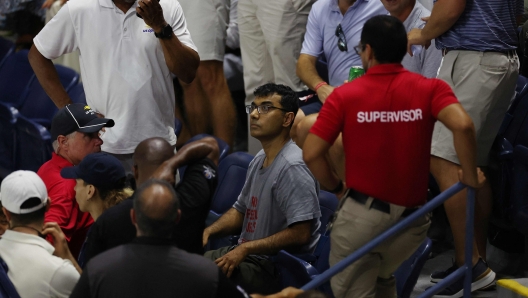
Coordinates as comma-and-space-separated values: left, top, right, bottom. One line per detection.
133, 179, 180, 238
133, 138, 174, 186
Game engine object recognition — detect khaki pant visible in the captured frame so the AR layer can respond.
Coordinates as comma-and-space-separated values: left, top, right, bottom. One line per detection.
431, 50, 519, 166
329, 197, 430, 298
238, 0, 313, 105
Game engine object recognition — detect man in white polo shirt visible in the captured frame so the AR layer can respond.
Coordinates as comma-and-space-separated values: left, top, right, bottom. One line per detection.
28, 0, 200, 172
0, 171, 81, 298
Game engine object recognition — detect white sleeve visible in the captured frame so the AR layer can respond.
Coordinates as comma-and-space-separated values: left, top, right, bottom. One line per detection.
168, 1, 198, 52
48, 261, 80, 298
33, 4, 78, 60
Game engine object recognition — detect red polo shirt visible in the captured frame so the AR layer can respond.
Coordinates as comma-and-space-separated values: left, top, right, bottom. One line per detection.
37, 153, 93, 258
310, 64, 458, 207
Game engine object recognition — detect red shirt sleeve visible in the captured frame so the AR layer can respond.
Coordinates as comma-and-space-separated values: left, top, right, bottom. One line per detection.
310, 88, 345, 144
45, 178, 77, 242
430, 79, 460, 118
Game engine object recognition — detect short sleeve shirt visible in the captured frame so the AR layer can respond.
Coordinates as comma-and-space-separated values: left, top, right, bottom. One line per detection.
33, 0, 197, 154
311, 64, 459, 207
233, 140, 321, 253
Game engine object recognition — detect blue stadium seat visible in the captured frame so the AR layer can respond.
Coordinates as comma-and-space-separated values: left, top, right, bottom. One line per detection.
0, 37, 14, 69
511, 145, 528, 237
68, 83, 86, 104
15, 115, 53, 172
0, 50, 34, 108
0, 255, 20, 298
275, 234, 333, 296
18, 65, 80, 129
498, 75, 528, 136
206, 152, 253, 250
394, 237, 432, 298
318, 191, 338, 234
0, 102, 18, 180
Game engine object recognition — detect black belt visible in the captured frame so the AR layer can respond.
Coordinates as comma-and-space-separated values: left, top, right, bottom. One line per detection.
347, 189, 418, 218
442, 48, 516, 56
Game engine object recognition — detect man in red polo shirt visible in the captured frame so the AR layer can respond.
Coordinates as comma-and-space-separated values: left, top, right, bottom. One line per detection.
37, 103, 114, 258
303, 15, 483, 298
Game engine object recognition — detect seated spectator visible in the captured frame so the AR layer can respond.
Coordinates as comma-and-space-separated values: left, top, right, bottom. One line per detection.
83, 137, 219, 263
203, 83, 321, 295
303, 15, 482, 298
70, 179, 249, 298
60, 152, 133, 267
0, 171, 81, 297
37, 103, 114, 258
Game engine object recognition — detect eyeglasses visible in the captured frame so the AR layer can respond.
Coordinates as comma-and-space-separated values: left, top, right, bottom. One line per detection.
245, 105, 289, 114
353, 43, 364, 55
335, 24, 347, 52
81, 130, 104, 139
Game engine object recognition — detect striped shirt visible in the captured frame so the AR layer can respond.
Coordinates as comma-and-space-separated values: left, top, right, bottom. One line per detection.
435, 0, 523, 51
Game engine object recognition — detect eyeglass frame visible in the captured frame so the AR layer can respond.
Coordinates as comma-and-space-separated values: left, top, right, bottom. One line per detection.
353, 43, 365, 55
245, 104, 290, 115
335, 24, 348, 52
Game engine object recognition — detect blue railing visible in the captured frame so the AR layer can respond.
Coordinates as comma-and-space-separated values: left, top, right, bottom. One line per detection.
301, 182, 475, 298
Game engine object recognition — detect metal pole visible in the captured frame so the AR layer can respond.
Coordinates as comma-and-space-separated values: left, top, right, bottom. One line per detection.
301, 183, 466, 291
463, 187, 475, 297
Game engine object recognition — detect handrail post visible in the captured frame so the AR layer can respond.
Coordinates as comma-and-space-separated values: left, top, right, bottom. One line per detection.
463, 187, 475, 297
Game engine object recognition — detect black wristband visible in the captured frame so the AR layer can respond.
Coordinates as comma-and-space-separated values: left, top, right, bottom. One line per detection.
330, 180, 344, 194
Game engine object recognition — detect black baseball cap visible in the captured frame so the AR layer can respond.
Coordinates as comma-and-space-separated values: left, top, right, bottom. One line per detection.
51, 104, 115, 140
60, 153, 126, 189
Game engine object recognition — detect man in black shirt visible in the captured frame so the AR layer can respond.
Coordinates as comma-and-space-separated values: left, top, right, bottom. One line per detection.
83, 137, 219, 263
70, 179, 249, 298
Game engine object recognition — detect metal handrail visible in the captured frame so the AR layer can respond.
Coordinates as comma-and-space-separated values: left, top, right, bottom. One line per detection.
301, 182, 475, 298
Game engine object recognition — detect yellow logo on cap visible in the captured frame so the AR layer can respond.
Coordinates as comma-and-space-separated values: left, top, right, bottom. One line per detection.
84, 105, 91, 110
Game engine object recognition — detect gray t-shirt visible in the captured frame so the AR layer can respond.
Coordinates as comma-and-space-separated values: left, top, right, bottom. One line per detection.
401, 1, 442, 78
233, 140, 321, 253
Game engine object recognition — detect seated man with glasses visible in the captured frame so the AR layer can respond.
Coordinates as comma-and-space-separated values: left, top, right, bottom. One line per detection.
203, 83, 321, 295
37, 103, 115, 259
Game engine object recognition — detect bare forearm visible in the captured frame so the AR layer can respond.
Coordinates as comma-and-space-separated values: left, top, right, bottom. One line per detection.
162, 139, 216, 170
297, 54, 326, 90
303, 134, 341, 191
421, 0, 466, 41
28, 45, 72, 108
239, 222, 312, 256
159, 35, 199, 83
206, 208, 244, 239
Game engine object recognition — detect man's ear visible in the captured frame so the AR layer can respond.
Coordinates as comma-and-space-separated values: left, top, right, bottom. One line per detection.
133, 164, 139, 184
2, 207, 11, 222
283, 112, 295, 128
45, 198, 51, 212
365, 44, 374, 61
57, 135, 68, 150
175, 209, 181, 225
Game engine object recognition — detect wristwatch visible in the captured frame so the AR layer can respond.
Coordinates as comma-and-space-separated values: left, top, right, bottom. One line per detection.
155, 24, 173, 39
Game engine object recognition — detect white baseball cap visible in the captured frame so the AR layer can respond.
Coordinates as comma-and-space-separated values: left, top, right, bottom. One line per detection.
0, 171, 48, 214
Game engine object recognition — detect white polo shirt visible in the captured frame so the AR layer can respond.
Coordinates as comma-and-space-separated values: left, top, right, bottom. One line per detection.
0, 230, 79, 297
34, 0, 197, 154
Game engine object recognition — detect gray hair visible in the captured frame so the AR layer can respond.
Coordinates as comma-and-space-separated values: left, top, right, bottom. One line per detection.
52, 131, 77, 153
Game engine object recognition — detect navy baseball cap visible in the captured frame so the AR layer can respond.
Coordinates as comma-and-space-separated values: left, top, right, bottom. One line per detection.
60, 153, 126, 189
51, 104, 115, 140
